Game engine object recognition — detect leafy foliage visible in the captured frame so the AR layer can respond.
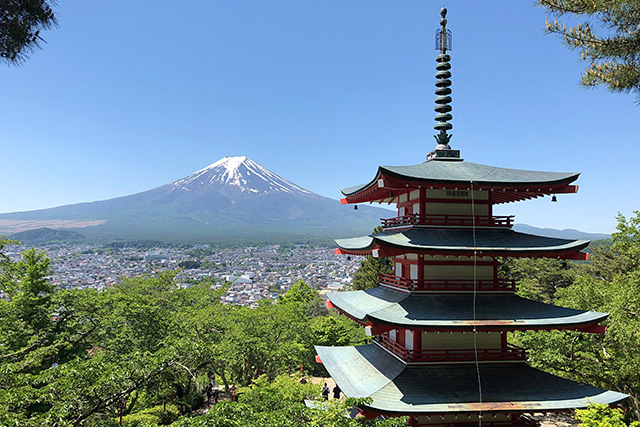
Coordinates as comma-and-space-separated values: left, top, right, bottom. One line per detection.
0, 0, 57, 65
500, 256, 575, 303
575, 401, 640, 427
511, 211, 640, 420
172, 373, 407, 427
0, 241, 365, 425
350, 255, 393, 291
351, 226, 393, 291
539, 0, 640, 102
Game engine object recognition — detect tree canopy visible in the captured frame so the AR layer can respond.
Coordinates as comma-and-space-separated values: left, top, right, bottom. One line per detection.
539, 0, 640, 102
350, 227, 393, 291
0, 240, 370, 426
0, 0, 57, 65
510, 211, 640, 420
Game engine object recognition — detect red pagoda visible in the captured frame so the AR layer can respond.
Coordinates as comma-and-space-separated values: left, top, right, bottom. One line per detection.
315, 8, 627, 427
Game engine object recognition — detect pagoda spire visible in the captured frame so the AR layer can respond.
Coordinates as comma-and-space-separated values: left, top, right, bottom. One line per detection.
428, 7, 460, 161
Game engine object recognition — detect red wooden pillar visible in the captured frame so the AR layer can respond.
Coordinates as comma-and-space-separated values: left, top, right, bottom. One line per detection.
501, 330, 508, 351
397, 328, 406, 346
413, 329, 422, 356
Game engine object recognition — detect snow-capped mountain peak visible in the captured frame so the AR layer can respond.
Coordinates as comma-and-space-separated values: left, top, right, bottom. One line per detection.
170, 156, 311, 195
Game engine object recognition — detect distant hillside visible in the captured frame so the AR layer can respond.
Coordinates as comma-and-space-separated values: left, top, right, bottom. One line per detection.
0, 156, 388, 244
514, 224, 610, 241
10, 227, 85, 244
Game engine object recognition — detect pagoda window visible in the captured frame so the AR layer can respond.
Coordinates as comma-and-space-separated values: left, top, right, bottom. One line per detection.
395, 262, 403, 277
413, 201, 420, 215
410, 264, 418, 280
399, 206, 406, 217
389, 329, 396, 342
405, 330, 414, 350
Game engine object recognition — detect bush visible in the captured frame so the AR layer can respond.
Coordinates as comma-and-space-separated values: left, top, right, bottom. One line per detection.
118, 404, 180, 427
121, 413, 159, 427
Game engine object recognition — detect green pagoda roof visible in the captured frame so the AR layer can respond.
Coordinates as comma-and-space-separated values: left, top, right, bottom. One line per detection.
327, 287, 608, 330
342, 160, 579, 197
335, 228, 589, 259
315, 344, 627, 415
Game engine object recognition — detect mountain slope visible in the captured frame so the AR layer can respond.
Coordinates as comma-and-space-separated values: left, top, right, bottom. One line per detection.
0, 156, 389, 242
512, 224, 610, 241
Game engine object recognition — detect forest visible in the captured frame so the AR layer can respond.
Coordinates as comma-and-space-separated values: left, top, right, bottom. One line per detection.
1, 211, 640, 426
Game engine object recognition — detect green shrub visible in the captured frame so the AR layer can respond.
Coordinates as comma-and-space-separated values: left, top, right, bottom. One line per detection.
121, 413, 160, 427
118, 404, 180, 427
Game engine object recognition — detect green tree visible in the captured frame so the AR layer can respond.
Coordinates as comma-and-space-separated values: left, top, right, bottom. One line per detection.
172, 373, 407, 427
278, 279, 327, 317
612, 211, 640, 266
500, 257, 575, 303
539, 0, 640, 102
0, 240, 369, 425
351, 227, 393, 291
575, 401, 640, 427
1, 0, 57, 65
512, 211, 640, 419
350, 255, 393, 291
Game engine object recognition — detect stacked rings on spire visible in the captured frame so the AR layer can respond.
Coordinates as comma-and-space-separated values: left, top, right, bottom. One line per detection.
434, 53, 453, 132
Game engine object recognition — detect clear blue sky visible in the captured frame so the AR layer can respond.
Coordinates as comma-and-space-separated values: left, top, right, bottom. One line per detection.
1, 1, 637, 234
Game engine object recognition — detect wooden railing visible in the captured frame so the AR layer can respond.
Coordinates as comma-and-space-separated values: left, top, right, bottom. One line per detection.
408, 344, 526, 363
375, 334, 409, 359
374, 336, 526, 363
381, 214, 514, 229
379, 273, 516, 292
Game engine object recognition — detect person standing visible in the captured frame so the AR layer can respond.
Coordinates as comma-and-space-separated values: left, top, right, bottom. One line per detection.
332, 384, 341, 400
205, 384, 213, 404
321, 383, 330, 400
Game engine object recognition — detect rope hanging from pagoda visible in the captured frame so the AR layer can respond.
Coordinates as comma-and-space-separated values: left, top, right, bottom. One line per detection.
434, 7, 453, 148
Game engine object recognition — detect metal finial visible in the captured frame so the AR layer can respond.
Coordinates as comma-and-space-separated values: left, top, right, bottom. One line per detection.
432, 7, 454, 153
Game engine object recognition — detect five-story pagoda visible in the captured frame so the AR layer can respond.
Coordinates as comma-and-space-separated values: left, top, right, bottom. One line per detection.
315, 8, 627, 427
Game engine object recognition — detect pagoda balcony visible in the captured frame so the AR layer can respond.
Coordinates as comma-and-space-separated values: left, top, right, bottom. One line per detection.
374, 335, 526, 363
379, 273, 516, 292
381, 214, 514, 229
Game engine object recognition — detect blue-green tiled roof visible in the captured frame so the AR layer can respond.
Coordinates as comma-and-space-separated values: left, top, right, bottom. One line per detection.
342, 161, 579, 196
327, 287, 608, 328
316, 344, 627, 414
335, 228, 589, 255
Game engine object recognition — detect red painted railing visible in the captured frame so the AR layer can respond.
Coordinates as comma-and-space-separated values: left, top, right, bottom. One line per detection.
379, 273, 515, 292
375, 334, 409, 359
374, 335, 526, 363
381, 214, 514, 229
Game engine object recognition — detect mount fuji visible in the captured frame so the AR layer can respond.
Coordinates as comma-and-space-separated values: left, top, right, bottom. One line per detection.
0, 156, 387, 243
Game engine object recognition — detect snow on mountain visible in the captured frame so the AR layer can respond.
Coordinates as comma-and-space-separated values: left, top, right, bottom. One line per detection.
170, 156, 311, 195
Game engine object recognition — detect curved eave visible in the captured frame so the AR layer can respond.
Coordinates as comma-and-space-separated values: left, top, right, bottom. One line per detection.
315, 344, 628, 415
340, 162, 580, 205
335, 229, 590, 260
326, 288, 609, 330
